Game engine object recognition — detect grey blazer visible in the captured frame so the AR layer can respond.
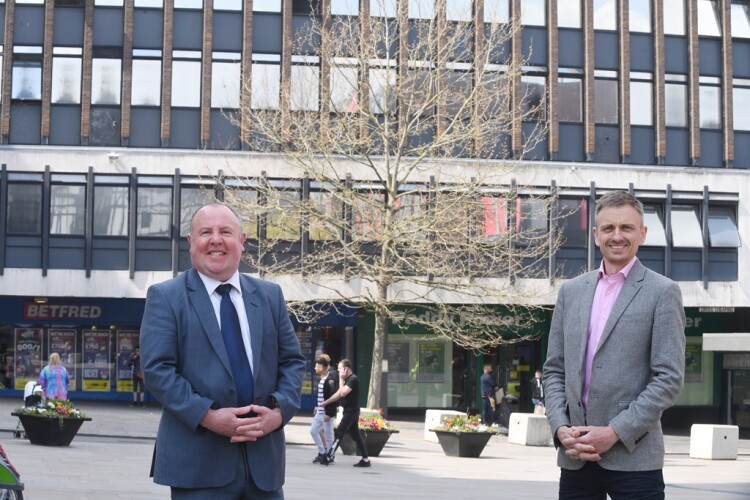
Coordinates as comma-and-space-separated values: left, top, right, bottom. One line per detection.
543, 260, 686, 471
140, 268, 305, 490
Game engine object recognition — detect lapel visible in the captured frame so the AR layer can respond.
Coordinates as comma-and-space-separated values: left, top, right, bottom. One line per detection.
595, 260, 646, 355
186, 268, 233, 376
575, 271, 599, 372
239, 275, 263, 376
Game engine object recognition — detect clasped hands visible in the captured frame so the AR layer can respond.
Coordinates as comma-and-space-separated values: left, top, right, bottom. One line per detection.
557, 425, 620, 462
201, 404, 282, 443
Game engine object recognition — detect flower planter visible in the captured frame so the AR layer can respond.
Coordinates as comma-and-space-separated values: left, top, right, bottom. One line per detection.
12, 413, 91, 447
340, 429, 399, 457
432, 430, 494, 458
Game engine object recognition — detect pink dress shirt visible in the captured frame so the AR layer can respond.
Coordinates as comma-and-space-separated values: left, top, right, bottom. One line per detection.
581, 256, 638, 412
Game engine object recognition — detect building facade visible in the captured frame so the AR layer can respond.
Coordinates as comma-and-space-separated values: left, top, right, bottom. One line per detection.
0, 0, 748, 432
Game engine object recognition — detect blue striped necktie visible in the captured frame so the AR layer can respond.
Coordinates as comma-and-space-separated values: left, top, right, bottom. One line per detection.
216, 284, 254, 407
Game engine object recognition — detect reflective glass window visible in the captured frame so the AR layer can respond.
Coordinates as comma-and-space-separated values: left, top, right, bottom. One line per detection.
137, 187, 172, 237
557, 198, 588, 247
369, 68, 397, 114
175, 0, 202, 8
12, 60, 42, 100
516, 198, 548, 245
92, 58, 122, 105
631, 80, 652, 126
132, 59, 162, 106
731, 3, 750, 38
642, 205, 667, 246
309, 191, 341, 241
670, 206, 703, 248
594, 0, 616, 30
664, 0, 685, 35
214, 0, 241, 10
50, 185, 85, 235
95, 0, 124, 5
7, 184, 42, 234
51, 57, 82, 104
708, 207, 741, 247
251, 63, 280, 110
734, 87, 750, 131
521, 75, 546, 121
558, 0, 581, 28
332, 0, 359, 15
94, 186, 129, 236
446, 0, 472, 22
291, 65, 320, 112
135, 0, 163, 6
180, 187, 216, 236
408, 0, 433, 19
211, 61, 241, 109
665, 82, 687, 127
522, 0, 545, 26
172, 60, 201, 107
481, 197, 507, 240
699, 85, 721, 129
225, 188, 259, 238
698, 0, 721, 36
371, 0, 396, 17
594, 78, 618, 124
330, 66, 359, 113
630, 0, 651, 32
484, 0, 509, 24
558, 77, 582, 122
267, 191, 301, 240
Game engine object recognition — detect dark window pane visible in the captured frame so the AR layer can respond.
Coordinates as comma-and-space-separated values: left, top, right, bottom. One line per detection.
51, 185, 86, 235
94, 186, 129, 236
7, 184, 42, 234
137, 187, 173, 237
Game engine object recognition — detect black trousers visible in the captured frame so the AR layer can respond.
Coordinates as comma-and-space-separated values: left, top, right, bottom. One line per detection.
330, 411, 368, 459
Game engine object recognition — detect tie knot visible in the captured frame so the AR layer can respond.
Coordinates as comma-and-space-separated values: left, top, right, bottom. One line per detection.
216, 284, 234, 296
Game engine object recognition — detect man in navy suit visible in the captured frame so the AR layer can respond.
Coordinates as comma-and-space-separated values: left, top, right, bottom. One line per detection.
543, 191, 685, 500
140, 203, 305, 499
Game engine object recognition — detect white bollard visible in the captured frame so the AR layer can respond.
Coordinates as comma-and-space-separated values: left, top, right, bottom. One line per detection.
424, 409, 466, 442
507, 412, 553, 446
689, 424, 739, 460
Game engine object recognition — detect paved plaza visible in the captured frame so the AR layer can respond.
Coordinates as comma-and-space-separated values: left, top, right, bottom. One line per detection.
1, 400, 748, 499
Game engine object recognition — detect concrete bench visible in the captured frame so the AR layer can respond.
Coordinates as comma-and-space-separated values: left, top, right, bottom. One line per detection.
507, 412, 552, 447
424, 409, 465, 442
689, 424, 739, 460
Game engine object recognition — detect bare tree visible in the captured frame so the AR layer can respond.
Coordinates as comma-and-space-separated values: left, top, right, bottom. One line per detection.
224, 0, 563, 410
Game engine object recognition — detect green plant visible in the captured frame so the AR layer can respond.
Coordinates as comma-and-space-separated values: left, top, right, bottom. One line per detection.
358, 410, 397, 431
15, 399, 85, 426
432, 414, 498, 434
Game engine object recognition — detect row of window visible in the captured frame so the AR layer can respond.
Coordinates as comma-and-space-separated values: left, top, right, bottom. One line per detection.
3, 172, 740, 251
6, 47, 744, 131
3, 0, 743, 37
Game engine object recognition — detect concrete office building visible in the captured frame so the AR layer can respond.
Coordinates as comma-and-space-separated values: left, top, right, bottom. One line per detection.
0, 0, 748, 434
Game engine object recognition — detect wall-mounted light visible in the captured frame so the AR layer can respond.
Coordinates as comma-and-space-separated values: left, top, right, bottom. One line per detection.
34, 297, 48, 304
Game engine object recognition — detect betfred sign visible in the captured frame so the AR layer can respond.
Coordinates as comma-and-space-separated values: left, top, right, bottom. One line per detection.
24, 303, 103, 320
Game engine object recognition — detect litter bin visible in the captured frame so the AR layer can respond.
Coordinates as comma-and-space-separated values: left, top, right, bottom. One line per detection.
498, 395, 519, 428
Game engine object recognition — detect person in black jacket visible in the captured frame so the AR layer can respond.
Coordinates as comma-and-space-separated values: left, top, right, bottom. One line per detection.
310, 355, 339, 463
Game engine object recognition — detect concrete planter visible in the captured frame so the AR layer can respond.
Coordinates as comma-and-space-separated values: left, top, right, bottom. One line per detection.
433, 430, 494, 457
12, 413, 91, 446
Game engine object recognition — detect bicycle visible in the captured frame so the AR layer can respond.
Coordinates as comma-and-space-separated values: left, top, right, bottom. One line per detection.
0, 445, 24, 500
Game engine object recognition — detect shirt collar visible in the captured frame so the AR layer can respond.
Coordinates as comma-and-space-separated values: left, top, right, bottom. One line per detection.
196, 270, 242, 296
597, 256, 638, 280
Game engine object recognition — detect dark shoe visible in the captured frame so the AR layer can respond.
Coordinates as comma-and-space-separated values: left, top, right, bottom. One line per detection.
129, 403, 137, 407
353, 459, 371, 468
319, 454, 330, 466
313, 454, 324, 464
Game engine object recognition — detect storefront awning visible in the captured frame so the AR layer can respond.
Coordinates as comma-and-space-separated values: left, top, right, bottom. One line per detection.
702, 333, 750, 352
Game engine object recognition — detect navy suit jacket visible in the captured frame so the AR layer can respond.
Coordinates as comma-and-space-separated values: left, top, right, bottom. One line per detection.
543, 260, 686, 472
140, 268, 305, 490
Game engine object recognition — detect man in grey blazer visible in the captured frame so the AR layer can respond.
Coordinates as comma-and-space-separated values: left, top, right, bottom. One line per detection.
543, 191, 685, 500
140, 203, 305, 499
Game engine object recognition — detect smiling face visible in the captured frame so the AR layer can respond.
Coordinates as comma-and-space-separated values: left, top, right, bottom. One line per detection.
188, 204, 246, 282
593, 203, 647, 275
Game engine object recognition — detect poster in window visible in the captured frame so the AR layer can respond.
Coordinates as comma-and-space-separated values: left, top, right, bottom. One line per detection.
83, 330, 111, 391
14, 328, 43, 390
116, 330, 140, 392
685, 344, 703, 383
48, 329, 77, 391
387, 341, 411, 383
417, 342, 445, 383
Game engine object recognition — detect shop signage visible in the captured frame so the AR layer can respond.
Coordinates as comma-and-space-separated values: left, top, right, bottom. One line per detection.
24, 303, 103, 320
